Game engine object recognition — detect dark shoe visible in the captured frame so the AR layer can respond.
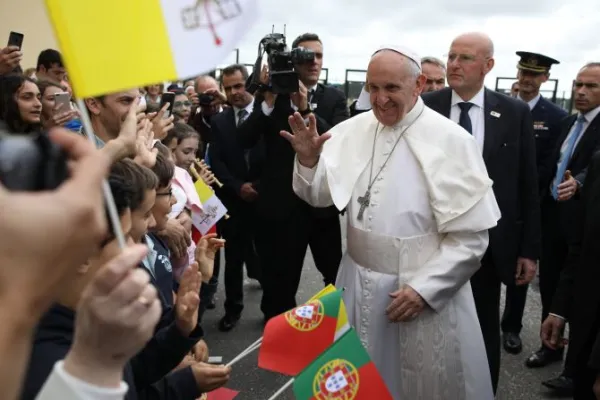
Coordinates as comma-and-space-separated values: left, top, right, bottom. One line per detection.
205, 298, 216, 310
525, 347, 563, 368
542, 375, 574, 396
218, 314, 241, 332
503, 332, 523, 354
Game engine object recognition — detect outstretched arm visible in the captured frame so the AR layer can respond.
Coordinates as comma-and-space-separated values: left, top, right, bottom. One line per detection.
281, 113, 333, 208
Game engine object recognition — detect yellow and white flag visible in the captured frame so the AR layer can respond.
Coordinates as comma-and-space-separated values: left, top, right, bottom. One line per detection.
44, 0, 257, 97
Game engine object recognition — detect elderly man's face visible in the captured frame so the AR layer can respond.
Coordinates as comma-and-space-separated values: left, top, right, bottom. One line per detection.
366, 51, 426, 126
421, 62, 446, 93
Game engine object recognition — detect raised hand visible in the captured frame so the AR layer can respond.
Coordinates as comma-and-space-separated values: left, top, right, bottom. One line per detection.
280, 112, 330, 168
47, 106, 79, 129
150, 103, 175, 140
133, 118, 158, 168
0, 46, 22, 75
111, 98, 140, 159
64, 245, 161, 386
175, 262, 202, 336
195, 233, 225, 281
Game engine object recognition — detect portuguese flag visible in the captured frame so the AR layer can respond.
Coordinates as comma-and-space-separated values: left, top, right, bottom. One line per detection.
293, 329, 393, 400
258, 289, 343, 376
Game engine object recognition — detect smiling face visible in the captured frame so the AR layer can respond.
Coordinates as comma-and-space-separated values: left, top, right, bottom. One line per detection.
130, 189, 157, 243
15, 80, 42, 124
366, 50, 426, 127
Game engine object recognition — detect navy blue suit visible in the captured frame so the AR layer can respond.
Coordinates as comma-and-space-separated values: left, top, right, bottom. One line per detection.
501, 96, 567, 336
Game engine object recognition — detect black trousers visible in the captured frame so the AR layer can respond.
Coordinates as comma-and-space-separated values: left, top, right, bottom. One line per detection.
501, 283, 528, 334
470, 256, 501, 394
258, 209, 342, 320
539, 200, 569, 348
221, 207, 261, 316
572, 327, 600, 400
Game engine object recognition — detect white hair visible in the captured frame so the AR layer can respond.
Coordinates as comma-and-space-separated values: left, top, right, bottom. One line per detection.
421, 56, 446, 72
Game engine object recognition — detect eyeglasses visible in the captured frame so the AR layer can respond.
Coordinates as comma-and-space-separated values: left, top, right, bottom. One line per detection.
446, 53, 489, 64
174, 101, 192, 107
156, 189, 173, 199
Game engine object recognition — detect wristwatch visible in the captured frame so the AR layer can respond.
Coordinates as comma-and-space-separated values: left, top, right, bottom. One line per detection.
299, 104, 313, 116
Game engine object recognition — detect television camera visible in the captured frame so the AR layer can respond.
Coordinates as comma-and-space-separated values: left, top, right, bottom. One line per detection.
246, 26, 315, 94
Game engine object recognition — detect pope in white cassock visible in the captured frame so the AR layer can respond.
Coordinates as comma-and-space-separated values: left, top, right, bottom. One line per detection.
280, 45, 501, 399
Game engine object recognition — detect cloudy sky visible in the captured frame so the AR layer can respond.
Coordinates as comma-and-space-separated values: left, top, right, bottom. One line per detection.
218, 0, 599, 97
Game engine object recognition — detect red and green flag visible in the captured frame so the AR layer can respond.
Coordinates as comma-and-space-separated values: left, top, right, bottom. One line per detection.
198, 387, 239, 400
258, 289, 343, 376
293, 328, 393, 400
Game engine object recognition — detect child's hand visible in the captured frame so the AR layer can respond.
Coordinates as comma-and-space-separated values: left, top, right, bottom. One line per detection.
194, 234, 225, 281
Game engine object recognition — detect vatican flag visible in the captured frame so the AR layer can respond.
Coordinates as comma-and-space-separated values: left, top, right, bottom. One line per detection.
44, 0, 257, 97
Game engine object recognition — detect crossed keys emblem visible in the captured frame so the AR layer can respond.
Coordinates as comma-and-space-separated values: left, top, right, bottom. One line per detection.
181, 0, 242, 45
198, 204, 219, 225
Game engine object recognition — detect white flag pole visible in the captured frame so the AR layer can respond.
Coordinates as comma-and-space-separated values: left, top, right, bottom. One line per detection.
266, 378, 294, 400
76, 98, 126, 249
225, 336, 263, 367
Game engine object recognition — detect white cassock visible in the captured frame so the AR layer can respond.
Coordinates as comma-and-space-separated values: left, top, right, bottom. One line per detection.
293, 97, 501, 399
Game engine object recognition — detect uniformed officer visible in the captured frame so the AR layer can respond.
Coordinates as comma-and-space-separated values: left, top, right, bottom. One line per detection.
501, 51, 568, 356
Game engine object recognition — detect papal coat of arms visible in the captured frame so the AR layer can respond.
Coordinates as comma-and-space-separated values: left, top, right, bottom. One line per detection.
181, 0, 242, 45
312, 359, 360, 400
284, 300, 325, 332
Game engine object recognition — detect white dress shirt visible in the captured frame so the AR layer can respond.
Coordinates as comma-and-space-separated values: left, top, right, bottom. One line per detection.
233, 99, 254, 125
36, 361, 128, 400
450, 87, 486, 152
518, 93, 541, 110
554, 104, 600, 183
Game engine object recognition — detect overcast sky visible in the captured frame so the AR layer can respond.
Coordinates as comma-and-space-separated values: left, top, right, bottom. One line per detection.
218, 0, 599, 98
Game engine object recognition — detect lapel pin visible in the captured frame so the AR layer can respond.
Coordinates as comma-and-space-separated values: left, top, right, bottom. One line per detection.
490, 111, 501, 118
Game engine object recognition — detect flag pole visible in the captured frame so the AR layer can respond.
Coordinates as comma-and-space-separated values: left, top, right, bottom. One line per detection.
225, 336, 263, 367
76, 98, 126, 249
266, 378, 294, 400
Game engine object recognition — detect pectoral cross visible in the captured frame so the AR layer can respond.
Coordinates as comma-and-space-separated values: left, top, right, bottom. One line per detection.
356, 190, 371, 221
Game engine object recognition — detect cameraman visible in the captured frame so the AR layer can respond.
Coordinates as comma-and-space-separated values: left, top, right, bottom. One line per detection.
238, 33, 349, 322
190, 75, 227, 159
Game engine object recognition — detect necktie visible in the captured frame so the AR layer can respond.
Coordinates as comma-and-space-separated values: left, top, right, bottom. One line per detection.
308, 89, 315, 104
551, 114, 587, 199
237, 109, 248, 127
458, 102, 473, 134
237, 109, 251, 168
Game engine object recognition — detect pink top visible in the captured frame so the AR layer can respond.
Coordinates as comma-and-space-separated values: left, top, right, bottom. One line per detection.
170, 166, 201, 281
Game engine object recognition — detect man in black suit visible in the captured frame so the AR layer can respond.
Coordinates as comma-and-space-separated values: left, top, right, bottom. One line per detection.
209, 64, 264, 332
238, 33, 350, 321
501, 51, 568, 355
422, 32, 541, 393
530, 63, 600, 394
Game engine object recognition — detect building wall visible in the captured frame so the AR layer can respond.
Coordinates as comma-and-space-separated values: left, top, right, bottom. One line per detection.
0, 0, 58, 69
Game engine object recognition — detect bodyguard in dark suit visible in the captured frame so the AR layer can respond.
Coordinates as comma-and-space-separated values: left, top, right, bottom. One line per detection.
238, 33, 350, 321
209, 64, 264, 332
501, 52, 568, 355
542, 152, 600, 400
422, 32, 541, 393
529, 63, 600, 393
